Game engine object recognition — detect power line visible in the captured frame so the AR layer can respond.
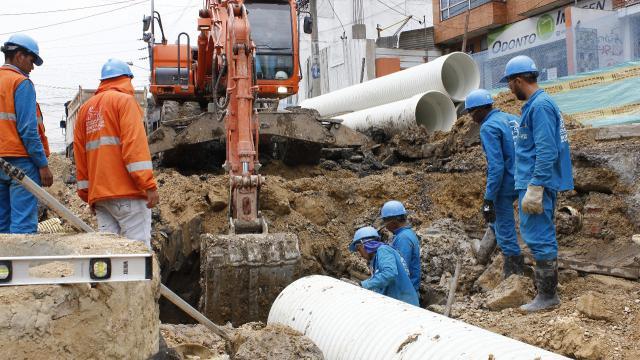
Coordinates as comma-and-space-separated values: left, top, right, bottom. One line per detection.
171, 0, 196, 27
0, 0, 136, 16
45, 48, 145, 60
37, 6, 187, 44
375, 0, 422, 24
325, 0, 346, 37
0, 0, 149, 36
43, 39, 140, 50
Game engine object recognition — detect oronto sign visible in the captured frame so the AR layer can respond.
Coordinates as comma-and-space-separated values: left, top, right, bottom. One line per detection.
488, 0, 610, 57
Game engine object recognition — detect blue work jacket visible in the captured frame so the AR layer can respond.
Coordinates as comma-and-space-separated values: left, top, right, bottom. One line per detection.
361, 245, 419, 306
390, 226, 421, 292
480, 109, 518, 200
515, 89, 573, 191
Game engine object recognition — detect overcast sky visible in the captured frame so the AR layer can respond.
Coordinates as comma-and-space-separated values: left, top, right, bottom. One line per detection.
1, 0, 200, 152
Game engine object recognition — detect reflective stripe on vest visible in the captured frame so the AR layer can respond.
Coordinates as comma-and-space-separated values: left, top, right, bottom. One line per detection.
126, 161, 153, 172
86, 136, 121, 151
0, 112, 17, 121
77, 180, 89, 190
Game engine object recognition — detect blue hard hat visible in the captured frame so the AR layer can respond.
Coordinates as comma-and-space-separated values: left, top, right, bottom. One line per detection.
500, 55, 538, 83
100, 58, 134, 80
3, 33, 43, 66
349, 226, 380, 252
380, 200, 406, 219
464, 89, 493, 110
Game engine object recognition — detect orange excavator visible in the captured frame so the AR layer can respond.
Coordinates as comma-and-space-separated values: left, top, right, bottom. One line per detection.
143, 1, 365, 325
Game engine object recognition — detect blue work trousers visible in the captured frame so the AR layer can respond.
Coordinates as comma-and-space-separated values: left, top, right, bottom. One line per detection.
492, 194, 520, 256
518, 188, 558, 261
0, 157, 41, 233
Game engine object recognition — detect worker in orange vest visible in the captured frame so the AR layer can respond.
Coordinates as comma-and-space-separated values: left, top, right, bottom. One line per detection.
0, 33, 53, 234
74, 59, 159, 248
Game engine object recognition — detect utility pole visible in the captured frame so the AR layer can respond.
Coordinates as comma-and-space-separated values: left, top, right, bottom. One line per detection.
310, 0, 321, 97
461, 8, 470, 53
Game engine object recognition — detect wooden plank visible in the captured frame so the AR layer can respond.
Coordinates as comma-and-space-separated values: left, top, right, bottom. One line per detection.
594, 123, 640, 141
524, 254, 639, 281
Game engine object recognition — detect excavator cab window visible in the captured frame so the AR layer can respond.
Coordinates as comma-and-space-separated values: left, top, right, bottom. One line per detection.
245, 1, 294, 81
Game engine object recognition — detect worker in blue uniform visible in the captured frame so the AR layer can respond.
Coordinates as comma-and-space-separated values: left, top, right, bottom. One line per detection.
465, 89, 522, 278
348, 226, 419, 306
501, 55, 574, 312
379, 200, 421, 293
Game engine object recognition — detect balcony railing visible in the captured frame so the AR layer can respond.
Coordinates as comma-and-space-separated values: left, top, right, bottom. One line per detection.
440, 0, 496, 21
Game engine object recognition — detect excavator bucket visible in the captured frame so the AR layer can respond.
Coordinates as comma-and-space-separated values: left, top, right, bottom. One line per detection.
199, 232, 300, 325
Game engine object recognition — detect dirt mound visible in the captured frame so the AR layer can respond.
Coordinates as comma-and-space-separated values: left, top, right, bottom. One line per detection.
159, 322, 323, 360
456, 264, 640, 360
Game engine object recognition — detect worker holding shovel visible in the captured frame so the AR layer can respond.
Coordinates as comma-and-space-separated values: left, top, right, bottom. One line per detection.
465, 89, 521, 277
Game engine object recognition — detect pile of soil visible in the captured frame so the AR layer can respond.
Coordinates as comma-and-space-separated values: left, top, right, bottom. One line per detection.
158, 323, 323, 360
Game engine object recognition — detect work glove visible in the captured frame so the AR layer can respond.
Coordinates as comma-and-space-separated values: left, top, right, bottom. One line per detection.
340, 277, 361, 287
521, 185, 544, 214
482, 199, 496, 223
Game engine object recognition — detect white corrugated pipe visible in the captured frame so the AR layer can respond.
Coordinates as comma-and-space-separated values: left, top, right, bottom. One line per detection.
268, 276, 570, 360
336, 91, 456, 133
300, 52, 479, 116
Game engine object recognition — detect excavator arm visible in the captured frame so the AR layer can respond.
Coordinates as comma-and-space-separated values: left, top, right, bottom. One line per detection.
197, 1, 264, 233
222, 3, 265, 233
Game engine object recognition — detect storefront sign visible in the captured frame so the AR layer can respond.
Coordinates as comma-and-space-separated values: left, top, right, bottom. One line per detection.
488, 0, 611, 58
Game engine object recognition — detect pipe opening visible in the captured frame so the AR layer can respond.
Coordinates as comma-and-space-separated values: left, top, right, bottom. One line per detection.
440, 53, 480, 102
415, 91, 457, 132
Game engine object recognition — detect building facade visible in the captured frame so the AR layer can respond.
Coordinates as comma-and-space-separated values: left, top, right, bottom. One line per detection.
433, 0, 640, 88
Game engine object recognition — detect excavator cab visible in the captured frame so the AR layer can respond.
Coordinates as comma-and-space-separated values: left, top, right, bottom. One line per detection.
244, 0, 300, 99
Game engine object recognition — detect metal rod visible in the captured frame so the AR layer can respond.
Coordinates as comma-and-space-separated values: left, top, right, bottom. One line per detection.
160, 284, 232, 341
444, 258, 461, 317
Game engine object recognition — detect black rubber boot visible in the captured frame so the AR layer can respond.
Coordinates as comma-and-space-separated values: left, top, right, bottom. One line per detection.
503, 254, 525, 279
520, 259, 560, 313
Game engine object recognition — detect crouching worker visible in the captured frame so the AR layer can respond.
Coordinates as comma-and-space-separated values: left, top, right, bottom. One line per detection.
348, 226, 419, 306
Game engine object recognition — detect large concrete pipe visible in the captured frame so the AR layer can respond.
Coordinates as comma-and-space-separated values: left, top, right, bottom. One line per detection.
300, 52, 479, 116
268, 276, 569, 360
336, 91, 456, 133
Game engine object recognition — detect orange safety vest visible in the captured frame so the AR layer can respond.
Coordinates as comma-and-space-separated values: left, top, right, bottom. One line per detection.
73, 76, 156, 205
36, 102, 50, 158
0, 65, 30, 157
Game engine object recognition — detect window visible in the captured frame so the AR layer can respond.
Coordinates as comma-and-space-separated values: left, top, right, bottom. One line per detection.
245, 1, 294, 80
441, 0, 492, 21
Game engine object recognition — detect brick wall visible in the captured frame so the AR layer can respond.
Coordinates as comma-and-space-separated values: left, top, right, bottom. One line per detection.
433, 1, 508, 44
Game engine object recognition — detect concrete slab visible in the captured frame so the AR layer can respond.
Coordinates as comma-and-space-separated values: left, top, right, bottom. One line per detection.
0, 233, 160, 359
